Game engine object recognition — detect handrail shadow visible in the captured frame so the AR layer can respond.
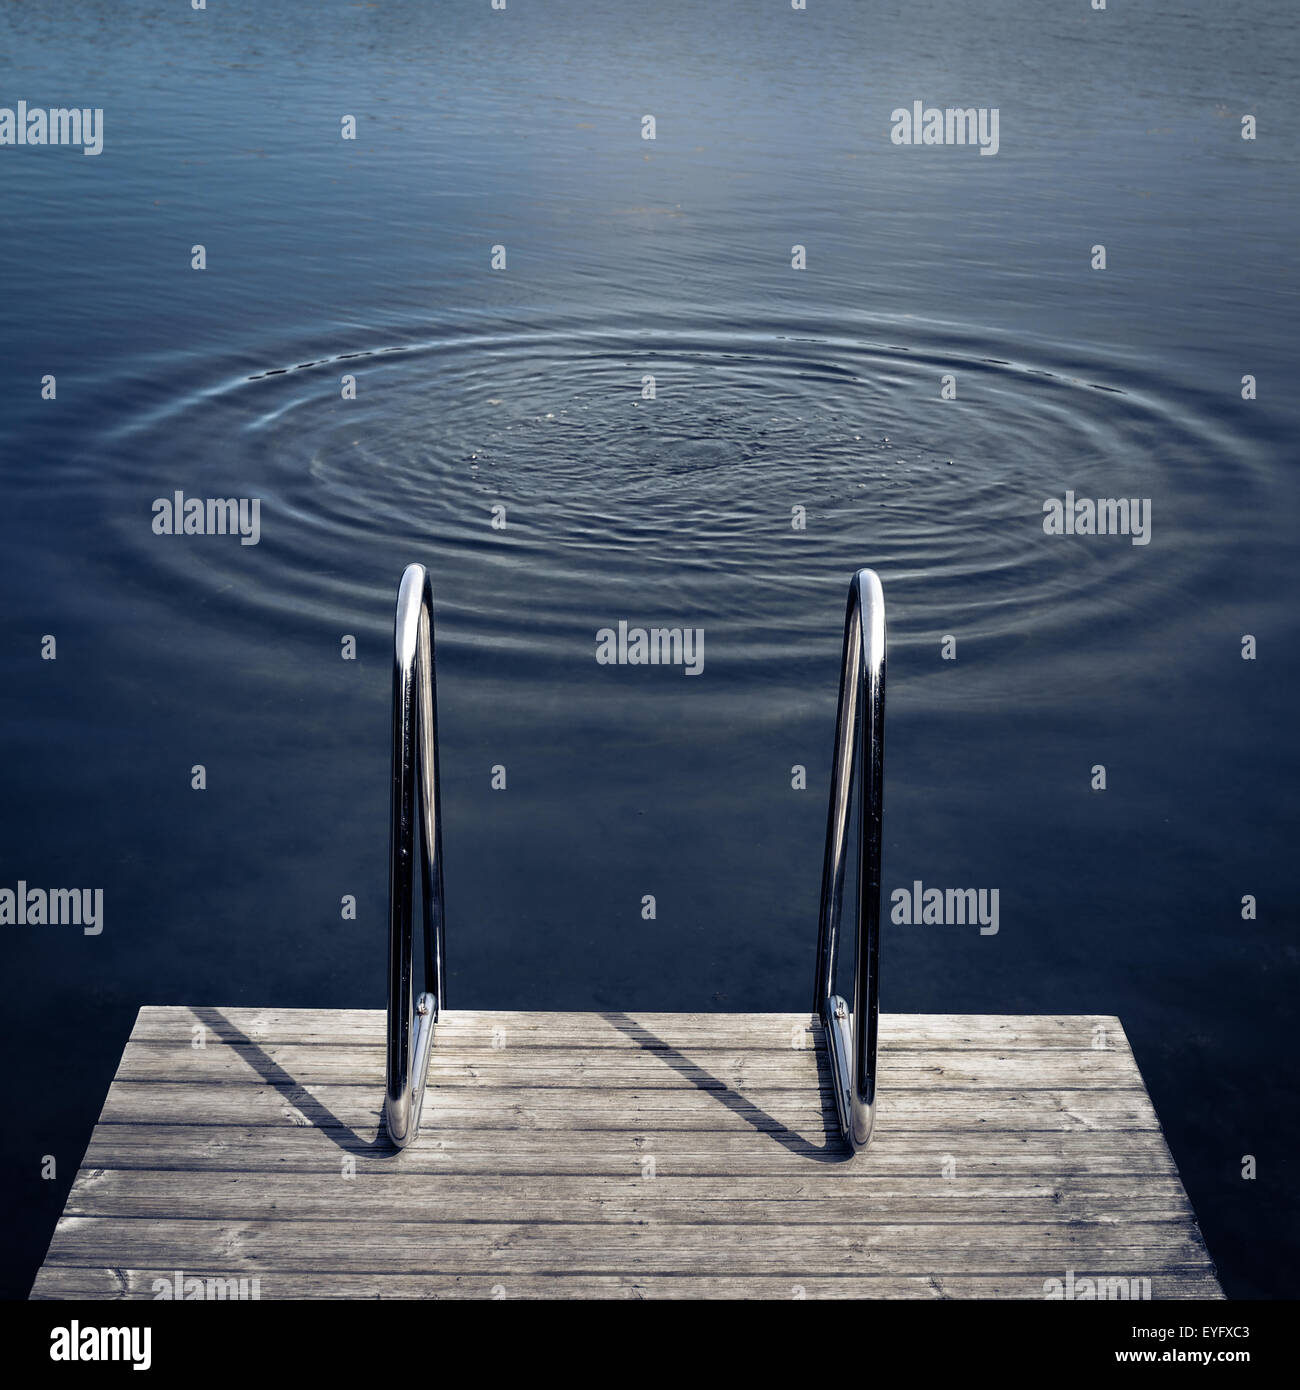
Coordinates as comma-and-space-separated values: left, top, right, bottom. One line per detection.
190, 1007, 387, 1154
598, 1011, 851, 1164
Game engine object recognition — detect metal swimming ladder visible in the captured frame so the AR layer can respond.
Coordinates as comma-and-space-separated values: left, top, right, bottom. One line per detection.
812, 568, 886, 1152
383, 564, 445, 1149
383, 563, 886, 1154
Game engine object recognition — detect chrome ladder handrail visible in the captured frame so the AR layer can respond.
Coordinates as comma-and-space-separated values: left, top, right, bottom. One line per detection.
813, 568, 887, 1153
384, 563, 446, 1149
382, 563, 883, 1154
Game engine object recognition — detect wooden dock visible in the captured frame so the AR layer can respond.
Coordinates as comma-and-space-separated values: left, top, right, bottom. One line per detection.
32, 1008, 1221, 1300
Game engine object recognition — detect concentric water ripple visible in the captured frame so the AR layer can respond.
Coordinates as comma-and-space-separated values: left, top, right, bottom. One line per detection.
92, 310, 1273, 702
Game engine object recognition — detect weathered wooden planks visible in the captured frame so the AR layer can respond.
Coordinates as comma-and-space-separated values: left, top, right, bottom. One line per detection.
32, 1008, 1222, 1300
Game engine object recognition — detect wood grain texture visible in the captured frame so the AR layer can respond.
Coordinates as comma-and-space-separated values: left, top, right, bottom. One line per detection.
32, 1007, 1222, 1300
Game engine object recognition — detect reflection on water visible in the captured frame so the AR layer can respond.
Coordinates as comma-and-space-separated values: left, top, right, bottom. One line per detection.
1, 0, 1297, 1298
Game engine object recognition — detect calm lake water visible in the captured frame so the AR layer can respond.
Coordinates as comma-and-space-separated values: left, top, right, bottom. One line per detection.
2, 0, 1297, 1298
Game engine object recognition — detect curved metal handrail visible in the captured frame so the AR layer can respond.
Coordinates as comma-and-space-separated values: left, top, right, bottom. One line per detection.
812, 568, 887, 1153
384, 563, 446, 1149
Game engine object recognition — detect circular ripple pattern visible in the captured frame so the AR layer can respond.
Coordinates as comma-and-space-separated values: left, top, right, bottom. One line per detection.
94, 311, 1270, 701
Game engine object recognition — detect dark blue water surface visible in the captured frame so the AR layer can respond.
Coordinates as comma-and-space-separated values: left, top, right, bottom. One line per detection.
2, 0, 1297, 1298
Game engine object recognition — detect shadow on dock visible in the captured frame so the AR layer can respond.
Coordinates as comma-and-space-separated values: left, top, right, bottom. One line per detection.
597, 1011, 850, 1163
190, 1007, 388, 1154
